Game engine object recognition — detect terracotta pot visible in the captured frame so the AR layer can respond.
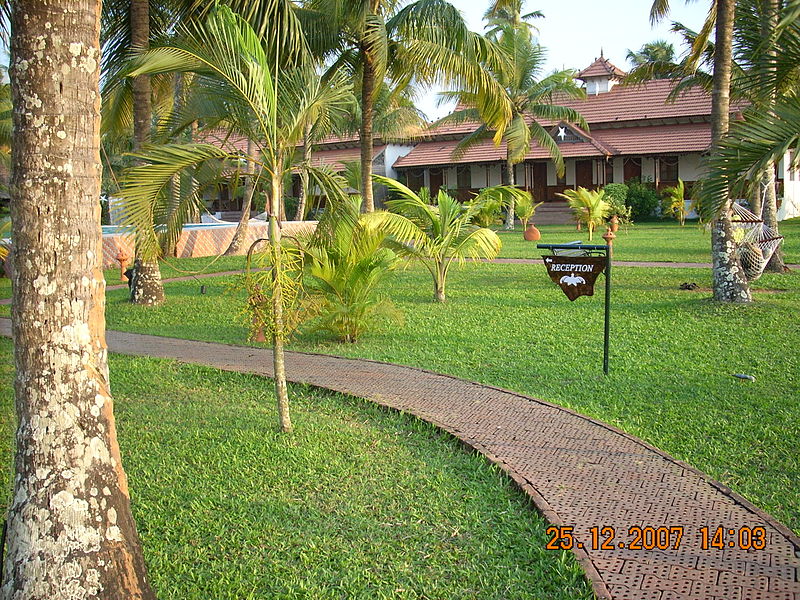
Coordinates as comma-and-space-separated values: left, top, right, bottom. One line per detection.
609, 214, 619, 233
523, 223, 541, 241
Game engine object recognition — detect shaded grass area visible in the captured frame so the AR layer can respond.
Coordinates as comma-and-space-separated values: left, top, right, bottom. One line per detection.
102, 254, 249, 286
103, 263, 800, 535
496, 219, 800, 264
0, 338, 591, 599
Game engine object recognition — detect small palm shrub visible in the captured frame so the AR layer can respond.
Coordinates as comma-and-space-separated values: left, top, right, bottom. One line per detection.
661, 179, 690, 225
298, 196, 401, 343
513, 193, 543, 229
469, 194, 505, 228
367, 175, 503, 302
558, 187, 611, 241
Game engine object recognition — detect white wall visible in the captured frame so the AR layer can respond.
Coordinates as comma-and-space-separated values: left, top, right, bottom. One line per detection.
384, 145, 415, 179
779, 153, 800, 220
443, 167, 457, 189
471, 165, 487, 188
565, 159, 576, 186
612, 157, 624, 184
547, 161, 557, 186
642, 157, 656, 181
678, 154, 704, 181
487, 164, 502, 186
515, 163, 525, 185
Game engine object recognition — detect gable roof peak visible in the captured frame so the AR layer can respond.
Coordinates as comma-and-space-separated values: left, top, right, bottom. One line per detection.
577, 55, 627, 80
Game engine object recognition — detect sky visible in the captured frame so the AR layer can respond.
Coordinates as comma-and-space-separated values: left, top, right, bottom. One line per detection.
418, 0, 711, 120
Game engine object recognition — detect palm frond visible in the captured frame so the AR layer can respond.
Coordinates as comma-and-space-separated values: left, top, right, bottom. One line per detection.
119, 143, 236, 259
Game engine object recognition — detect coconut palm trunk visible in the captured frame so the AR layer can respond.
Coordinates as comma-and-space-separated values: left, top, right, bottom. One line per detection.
130, 0, 165, 305
360, 45, 377, 212
504, 158, 516, 229
269, 168, 293, 433
225, 138, 258, 255
5, 1, 155, 596
710, 0, 751, 302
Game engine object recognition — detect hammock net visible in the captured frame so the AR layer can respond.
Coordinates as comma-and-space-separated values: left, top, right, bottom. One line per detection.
730, 203, 784, 281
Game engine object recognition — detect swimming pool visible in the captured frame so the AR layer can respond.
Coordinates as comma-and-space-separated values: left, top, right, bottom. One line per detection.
102, 221, 239, 235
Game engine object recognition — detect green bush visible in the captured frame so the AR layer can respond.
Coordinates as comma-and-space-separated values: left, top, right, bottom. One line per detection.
602, 183, 628, 206
602, 183, 633, 226
625, 179, 660, 220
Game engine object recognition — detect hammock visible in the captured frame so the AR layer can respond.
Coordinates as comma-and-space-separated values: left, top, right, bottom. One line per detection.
730, 203, 784, 281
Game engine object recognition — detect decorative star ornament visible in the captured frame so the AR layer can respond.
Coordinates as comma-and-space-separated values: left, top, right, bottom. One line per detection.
557, 126, 567, 141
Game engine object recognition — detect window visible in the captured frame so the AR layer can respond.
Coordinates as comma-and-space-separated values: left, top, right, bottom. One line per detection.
659, 156, 679, 182
456, 165, 471, 190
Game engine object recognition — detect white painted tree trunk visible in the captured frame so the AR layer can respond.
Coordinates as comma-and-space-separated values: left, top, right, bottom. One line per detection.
710, 0, 752, 302
5, 1, 155, 597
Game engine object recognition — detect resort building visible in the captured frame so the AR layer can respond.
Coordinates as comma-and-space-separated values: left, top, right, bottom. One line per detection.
207, 56, 800, 221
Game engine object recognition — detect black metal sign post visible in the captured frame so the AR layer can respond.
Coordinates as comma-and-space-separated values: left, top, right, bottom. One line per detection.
537, 243, 611, 375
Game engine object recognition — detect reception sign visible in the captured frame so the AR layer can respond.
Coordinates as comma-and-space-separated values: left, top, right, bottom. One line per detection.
542, 256, 607, 301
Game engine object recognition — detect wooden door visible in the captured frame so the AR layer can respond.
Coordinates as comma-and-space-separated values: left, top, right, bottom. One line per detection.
429, 168, 444, 195
531, 162, 548, 202
575, 160, 593, 189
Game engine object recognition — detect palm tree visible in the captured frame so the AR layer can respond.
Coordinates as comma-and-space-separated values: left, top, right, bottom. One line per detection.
5, 1, 154, 596
120, 5, 353, 432
661, 179, 689, 225
558, 187, 611, 241
643, 1, 797, 272
627, 40, 676, 67
305, 0, 505, 213
366, 175, 522, 302
625, 40, 677, 78
652, 0, 752, 302
437, 22, 586, 229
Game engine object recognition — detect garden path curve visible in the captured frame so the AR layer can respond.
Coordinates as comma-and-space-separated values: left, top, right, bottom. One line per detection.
0, 318, 798, 600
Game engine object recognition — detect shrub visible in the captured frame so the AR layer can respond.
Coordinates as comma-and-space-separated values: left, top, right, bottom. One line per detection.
625, 179, 660, 220
602, 183, 633, 227
602, 183, 628, 207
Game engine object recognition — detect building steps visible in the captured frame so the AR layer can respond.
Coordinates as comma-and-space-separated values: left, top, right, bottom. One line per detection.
530, 203, 574, 226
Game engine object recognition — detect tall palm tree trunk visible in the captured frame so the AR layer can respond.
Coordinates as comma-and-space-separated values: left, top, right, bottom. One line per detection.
760, 0, 785, 273
5, 1, 155, 596
360, 45, 377, 212
225, 139, 257, 255
269, 170, 292, 433
295, 122, 312, 221
130, 0, 165, 305
504, 158, 516, 229
710, 0, 751, 302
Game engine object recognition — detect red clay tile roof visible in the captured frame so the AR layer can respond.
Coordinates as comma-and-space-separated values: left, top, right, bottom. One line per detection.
429, 79, 725, 139
577, 56, 627, 79
306, 145, 387, 172
393, 122, 712, 168
593, 123, 712, 155
393, 137, 607, 168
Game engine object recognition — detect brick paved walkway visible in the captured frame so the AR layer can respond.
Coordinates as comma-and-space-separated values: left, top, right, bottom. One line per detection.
2, 319, 797, 599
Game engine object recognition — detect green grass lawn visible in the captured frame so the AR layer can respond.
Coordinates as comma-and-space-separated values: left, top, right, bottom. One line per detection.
99, 262, 800, 537
495, 218, 800, 263
0, 338, 591, 599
